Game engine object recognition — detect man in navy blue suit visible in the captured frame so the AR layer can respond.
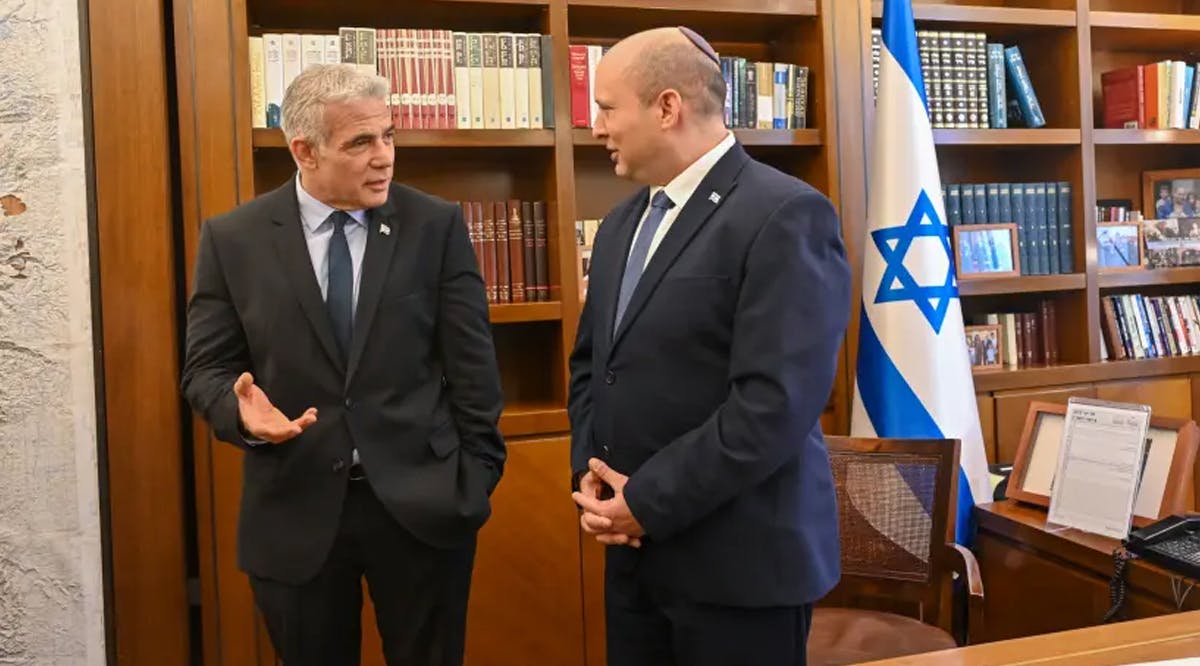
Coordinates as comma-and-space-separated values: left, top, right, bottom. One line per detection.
568, 27, 851, 666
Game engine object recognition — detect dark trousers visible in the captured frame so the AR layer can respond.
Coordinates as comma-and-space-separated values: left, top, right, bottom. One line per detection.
249, 478, 476, 666
605, 550, 813, 666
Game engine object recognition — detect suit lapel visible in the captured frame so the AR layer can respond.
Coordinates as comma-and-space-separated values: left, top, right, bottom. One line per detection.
602, 189, 650, 349
270, 182, 345, 373
611, 143, 751, 350
345, 194, 399, 384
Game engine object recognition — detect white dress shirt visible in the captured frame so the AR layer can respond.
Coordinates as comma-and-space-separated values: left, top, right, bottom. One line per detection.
628, 131, 736, 270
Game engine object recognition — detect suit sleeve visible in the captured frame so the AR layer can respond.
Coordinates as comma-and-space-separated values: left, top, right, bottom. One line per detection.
180, 220, 256, 449
438, 205, 506, 489
568, 275, 596, 477
623, 190, 851, 540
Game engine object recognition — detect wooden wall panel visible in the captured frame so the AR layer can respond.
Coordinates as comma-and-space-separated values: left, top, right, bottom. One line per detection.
993, 384, 1097, 465
1095, 377, 1194, 421
87, 0, 191, 662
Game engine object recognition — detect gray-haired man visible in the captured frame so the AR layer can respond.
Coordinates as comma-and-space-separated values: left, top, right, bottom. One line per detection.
181, 63, 505, 665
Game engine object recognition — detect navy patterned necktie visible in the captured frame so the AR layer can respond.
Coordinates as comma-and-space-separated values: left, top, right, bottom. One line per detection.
326, 210, 353, 362
615, 190, 675, 333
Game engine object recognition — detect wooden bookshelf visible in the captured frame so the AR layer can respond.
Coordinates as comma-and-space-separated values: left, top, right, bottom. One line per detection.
165, 1, 1200, 665
933, 128, 1081, 145
958, 273, 1086, 296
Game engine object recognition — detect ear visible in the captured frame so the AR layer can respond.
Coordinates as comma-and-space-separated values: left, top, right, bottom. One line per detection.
657, 88, 684, 130
290, 137, 319, 170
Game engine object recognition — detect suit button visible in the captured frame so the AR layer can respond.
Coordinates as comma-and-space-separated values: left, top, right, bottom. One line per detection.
602, 444, 611, 456
604, 370, 616, 385
332, 458, 345, 472
344, 397, 353, 409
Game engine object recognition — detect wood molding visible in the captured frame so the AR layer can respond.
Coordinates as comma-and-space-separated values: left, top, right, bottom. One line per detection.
87, 0, 190, 662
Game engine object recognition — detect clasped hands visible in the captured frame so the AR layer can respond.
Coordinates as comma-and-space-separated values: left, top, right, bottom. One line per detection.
572, 458, 645, 548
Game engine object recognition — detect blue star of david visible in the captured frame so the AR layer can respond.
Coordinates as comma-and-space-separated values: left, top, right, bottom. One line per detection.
872, 189, 957, 333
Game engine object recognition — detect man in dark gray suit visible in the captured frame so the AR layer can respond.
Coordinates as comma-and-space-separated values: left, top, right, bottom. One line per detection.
181, 63, 504, 666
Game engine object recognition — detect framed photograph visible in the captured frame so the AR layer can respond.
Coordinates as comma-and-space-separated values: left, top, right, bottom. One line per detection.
964, 324, 1002, 370
1143, 168, 1200, 221
952, 223, 1020, 279
1142, 217, 1200, 268
1096, 222, 1143, 271
1008, 401, 1200, 526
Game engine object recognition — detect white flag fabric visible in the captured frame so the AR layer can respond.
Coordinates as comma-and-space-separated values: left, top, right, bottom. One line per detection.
850, 0, 993, 544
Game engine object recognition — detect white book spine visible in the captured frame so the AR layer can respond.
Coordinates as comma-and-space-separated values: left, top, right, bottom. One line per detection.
453, 32, 471, 129
324, 35, 340, 68
587, 45, 602, 128
527, 34, 543, 129
248, 37, 267, 129
468, 33, 485, 129
301, 34, 324, 70
482, 33, 501, 129
263, 33, 285, 128
282, 33, 302, 91
514, 33, 530, 128
498, 33, 516, 129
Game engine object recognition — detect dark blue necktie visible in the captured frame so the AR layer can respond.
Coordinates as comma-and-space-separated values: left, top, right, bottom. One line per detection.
615, 190, 674, 333
326, 210, 353, 362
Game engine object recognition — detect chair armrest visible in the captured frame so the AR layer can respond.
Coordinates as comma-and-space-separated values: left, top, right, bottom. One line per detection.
945, 542, 985, 644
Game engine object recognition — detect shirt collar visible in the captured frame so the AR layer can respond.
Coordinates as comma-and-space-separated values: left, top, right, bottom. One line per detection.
295, 173, 368, 233
652, 132, 736, 210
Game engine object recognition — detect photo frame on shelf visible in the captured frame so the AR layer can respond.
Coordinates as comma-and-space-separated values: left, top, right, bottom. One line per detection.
1096, 222, 1143, 272
952, 223, 1019, 280
964, 324, 1002, 370
1142, 217, 1200, 268
1143, 168, 1200, 222
1008, 402, 1200, 526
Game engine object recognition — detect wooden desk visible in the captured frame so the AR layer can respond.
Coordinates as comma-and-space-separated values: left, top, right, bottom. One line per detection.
859, 611, 1200, 665
974, 500, 1200, 642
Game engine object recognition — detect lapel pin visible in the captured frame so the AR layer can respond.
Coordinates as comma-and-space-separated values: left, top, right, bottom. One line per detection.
708, 192, 721, 204
379, 223, 391, 236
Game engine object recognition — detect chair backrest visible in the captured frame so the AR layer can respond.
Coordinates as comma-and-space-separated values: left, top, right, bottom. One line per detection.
821, 435, 961, 629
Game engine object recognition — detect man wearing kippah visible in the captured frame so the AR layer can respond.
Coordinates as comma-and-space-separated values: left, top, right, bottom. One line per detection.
568, 27, 850, 666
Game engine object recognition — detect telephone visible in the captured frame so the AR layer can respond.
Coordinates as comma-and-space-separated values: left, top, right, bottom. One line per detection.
1125, 514, 1200, 580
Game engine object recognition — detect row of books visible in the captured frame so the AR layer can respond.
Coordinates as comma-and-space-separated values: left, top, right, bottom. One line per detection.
970, 301, 1058, 368
249, 29, 555, 131
1101, 61, 1200, 130
942, 181, 1074, 276
460, 200, 551, 304
1095, 199, 1145, 223
870, 29, 1044, 129
567, 44, 810, 130
1100, 293, 1200, 361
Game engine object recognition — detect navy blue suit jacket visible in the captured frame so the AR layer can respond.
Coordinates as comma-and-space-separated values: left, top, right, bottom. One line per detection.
568, 142, 850, 607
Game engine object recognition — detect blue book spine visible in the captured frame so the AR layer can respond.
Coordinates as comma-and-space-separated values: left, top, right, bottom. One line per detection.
1012, 185, 1028, 274
986, 183, 1000, 224
973, 184, 987, 223
962, 185, 976, 225
947, 184, 962, 226
987, 43, 1007, 129
998, 183, 1012, 224
1046, 182, 1060, 274
1024, 184, 1042, 274
721, 57, 733, 128
1004, 46, 1046, 128
1182, 65, 1195, 129
1057, 182, 1073, 272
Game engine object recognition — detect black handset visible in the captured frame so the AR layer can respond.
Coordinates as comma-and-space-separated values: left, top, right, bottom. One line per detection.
1124, 514, 1200, 581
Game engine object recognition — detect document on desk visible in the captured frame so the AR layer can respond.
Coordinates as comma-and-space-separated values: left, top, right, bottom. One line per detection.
1047, 397, 1151, 540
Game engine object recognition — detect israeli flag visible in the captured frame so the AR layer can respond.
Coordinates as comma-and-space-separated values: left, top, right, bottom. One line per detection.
850, 0, 992, 544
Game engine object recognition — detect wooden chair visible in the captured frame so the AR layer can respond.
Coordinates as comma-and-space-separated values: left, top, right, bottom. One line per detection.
807, 436, 985, 666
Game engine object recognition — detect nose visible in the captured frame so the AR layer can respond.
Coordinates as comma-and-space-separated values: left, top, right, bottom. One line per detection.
591, 115, 606, 139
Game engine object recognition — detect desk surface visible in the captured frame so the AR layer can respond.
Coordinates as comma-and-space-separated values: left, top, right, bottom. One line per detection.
858, 610, 1200, 665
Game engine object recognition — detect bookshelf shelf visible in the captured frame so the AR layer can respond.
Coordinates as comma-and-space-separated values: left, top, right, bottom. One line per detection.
489, 301, 563, 323
958, 273, 1086, 296
871, 3, 1076, 28
572, 128, 822, 147
933, 129, 1081, 145
1091, 14, 1200, 52
251, 128, 555, 149
498, 402, 569, 437
1093, 129, 1200, 145
1098, 267, 1200, 289
567, 0, 816, 14
973, 355, 1200, 393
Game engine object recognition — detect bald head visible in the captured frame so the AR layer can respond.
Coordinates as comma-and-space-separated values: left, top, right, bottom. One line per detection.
605, 27, 726, 120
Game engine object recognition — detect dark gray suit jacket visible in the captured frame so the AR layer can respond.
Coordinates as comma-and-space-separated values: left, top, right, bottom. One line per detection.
182, 178, 504, 584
